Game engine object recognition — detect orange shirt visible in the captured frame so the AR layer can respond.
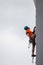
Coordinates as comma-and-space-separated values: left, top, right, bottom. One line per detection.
26, 29, 33, 37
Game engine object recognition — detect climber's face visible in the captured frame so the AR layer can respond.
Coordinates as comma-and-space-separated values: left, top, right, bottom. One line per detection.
26, 33, 29, 37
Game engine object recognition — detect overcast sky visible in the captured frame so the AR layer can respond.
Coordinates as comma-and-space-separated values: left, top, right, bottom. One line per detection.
0, 0, 36, 39
0, 0, 36, 65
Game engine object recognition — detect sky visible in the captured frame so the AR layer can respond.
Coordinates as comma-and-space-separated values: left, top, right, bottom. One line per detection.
0, 0, 36, 65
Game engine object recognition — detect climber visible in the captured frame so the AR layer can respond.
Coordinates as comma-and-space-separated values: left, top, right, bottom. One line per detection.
24, 26, 36, 57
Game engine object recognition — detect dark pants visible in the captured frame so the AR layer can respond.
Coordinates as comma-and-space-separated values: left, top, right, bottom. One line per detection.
30, 33, 36, 55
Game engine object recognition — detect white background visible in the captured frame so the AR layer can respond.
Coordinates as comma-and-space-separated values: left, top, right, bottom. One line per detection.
0, 0, 36, 65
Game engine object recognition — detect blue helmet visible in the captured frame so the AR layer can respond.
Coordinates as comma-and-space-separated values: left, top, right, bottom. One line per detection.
24, 26, 30, 30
